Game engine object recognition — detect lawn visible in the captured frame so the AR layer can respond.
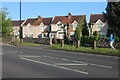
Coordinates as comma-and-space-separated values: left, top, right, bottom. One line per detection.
50, 44, 120, 56
10, 42, 40, 46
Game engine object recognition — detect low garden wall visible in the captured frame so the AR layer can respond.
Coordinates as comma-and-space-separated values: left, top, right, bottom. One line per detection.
2, 37, 12, 42
23, 37, 120, 49
97, 38, 120, 49
23, 38, 50, 44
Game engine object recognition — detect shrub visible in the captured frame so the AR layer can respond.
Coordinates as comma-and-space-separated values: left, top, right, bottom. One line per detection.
81, 36, 99, 47
115, 36, 120, 42
93, 31, 99, 36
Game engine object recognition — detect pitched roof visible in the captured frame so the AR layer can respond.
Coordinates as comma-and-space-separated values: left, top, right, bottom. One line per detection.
23, 18, 37, 26
42, 31, 49, 33
90, 14, 105, 23
51, 14, 86, 24
23, 17, 52, 26
32, 18, 52, 25
12, 20, 25, 26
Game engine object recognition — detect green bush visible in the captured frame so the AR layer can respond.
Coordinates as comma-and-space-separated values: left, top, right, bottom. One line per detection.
115, 36, 120, 42
93, 31, 99, 36
81, 36, 99, 47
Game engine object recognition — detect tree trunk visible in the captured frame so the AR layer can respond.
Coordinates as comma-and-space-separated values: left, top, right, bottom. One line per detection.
93, 41, 97, 49
20, 39, 23, 43
76, 40, 80, 48
61, 39, 64, 48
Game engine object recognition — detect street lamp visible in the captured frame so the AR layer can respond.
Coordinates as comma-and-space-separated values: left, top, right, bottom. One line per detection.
19, 0, 23, 43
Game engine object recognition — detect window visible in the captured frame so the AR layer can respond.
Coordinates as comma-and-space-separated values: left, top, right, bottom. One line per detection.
38, 34, 42, 38
73, 23, 77, 30
40, 23, 44, 31
27, 23, 32, 31
57, 23, 62, 30
13, 27, 17, 30
44, 34, 46, 37
28, 34, 33, 38
99, 32, 105, 37
97, 24, 102, 30
70, 32, 74, 36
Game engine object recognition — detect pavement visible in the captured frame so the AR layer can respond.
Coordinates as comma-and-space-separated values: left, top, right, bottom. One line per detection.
0, 42, 119, 79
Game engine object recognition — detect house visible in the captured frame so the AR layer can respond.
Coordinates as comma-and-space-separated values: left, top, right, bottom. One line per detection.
50, 13, 86, 39
21, 16, 52, 38
89, 14, 108, 37
12, 20, 25, 38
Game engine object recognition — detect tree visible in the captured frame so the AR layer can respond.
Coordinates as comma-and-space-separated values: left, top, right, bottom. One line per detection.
103, 1, 120, 37
82, 20, 89, 36
0, 8, 13, 37
74, 18, 84, 48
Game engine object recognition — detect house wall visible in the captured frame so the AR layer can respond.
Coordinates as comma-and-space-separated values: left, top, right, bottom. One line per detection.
91, 20, 108, 37
67, 25, 74, 37
23, 25, 48, 38
13, 26, 20, 37
51, 24, 58, 31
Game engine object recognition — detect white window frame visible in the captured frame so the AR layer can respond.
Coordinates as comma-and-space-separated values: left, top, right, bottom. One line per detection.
72, 21, 78, 30
27, 23, 31, 31
57, 21, 63, 31
40, 23, 44, 31
97, 23, 102, 30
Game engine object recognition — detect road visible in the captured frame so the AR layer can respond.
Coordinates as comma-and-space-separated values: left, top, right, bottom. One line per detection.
1, 44, 119, 78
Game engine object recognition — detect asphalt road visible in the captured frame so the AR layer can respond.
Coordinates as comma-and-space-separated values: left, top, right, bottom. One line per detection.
1, 44, 119, 78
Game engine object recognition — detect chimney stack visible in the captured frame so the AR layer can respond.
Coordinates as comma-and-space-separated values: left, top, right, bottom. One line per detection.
68, 12, 72, 19
38, 16, 42, 21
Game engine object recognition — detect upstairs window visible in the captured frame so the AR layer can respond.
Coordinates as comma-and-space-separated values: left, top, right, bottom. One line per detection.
72, 21, 78, 30
73, 23, 77, 30
97, 23, 102, 30
27, 23, 32, 31
57, 23, 62, 30
40, 23, 44, 31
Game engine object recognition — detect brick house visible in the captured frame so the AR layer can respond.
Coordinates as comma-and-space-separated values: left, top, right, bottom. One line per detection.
50, 13, 86, 39
89, 14, 108, 37
12, 20, 25, 38
22, 16, 52, 38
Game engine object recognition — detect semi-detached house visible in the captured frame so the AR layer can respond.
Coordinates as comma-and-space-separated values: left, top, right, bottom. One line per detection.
22, 16, 52, 38
89, 14, 108, 37
12, 16, 52, 38
50, 13, 86, 39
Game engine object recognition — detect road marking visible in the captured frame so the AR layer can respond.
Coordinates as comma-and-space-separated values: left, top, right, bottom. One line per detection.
20, 55, 42, 58
55, 63, 88, 66
42, 55, 112, 69
20, 55, 113, 69
0, 53, 4, 55
21, 57, 88, 75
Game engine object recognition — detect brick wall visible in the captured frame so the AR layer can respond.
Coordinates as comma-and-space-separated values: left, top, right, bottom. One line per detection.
23, 38, 50, 44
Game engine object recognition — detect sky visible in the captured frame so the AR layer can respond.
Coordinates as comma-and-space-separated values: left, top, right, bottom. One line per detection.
2, 2, 107, 22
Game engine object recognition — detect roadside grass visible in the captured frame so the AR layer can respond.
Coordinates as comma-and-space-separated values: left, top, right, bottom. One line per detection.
10, 42, 40, 46
50, 44, 120, 56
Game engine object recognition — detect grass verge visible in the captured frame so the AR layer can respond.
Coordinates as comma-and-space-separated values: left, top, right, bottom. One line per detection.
50, 44, 120, 56
10, 42, 40, 46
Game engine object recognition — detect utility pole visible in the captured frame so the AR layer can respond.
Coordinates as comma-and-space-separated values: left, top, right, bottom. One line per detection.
19, 0, 23, 43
